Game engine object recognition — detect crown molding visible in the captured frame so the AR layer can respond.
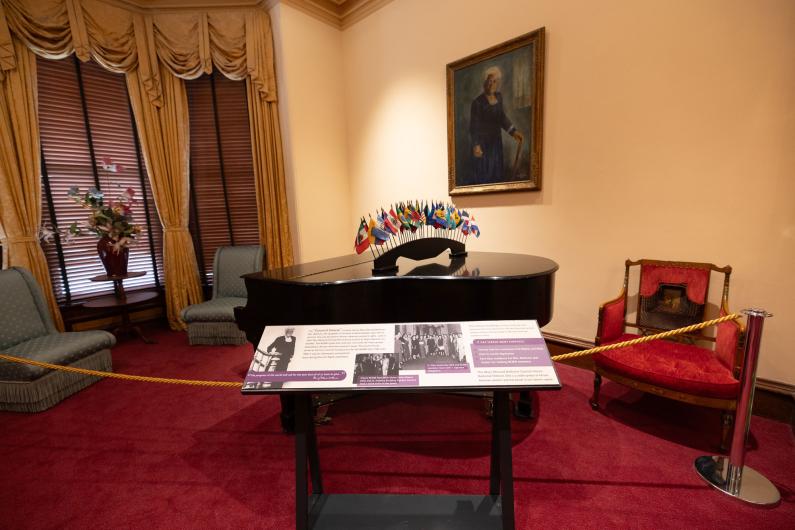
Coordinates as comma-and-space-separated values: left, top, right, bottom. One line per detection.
100, 0, 391, 26
277, 0, 393, 29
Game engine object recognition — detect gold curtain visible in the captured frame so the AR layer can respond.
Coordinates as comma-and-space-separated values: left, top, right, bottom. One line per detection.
146, 9, 294, 268
248, 81, 293, 269
0, 0, 293, 327
0, 36, 64, 329
127, 61, 202, 330
244, 10, 292, 269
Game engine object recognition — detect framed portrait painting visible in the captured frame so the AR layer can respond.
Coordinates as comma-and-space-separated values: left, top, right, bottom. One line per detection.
447, 28, 545, 195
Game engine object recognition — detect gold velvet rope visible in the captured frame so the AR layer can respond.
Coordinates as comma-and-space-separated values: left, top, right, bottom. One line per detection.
0, 313, 742, 389
0, 354, 241, 388
548, 313, 742, 361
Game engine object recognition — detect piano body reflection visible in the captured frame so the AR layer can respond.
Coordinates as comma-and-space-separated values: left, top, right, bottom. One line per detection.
235, 251, 558, 428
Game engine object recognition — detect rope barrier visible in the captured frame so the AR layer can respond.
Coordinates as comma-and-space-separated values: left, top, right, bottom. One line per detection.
549, 313, 741, 361
0, 354, 241, 388
0, 313, 742, 388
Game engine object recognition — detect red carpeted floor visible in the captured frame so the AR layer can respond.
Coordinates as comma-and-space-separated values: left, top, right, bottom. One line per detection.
1, 326, 793, 529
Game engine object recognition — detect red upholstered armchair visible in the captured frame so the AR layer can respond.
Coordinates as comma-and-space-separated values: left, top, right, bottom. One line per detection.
590, 259, 745, 449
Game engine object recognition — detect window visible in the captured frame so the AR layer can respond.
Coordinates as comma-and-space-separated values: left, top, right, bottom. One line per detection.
35, 60, 256, 303
186, 72, 259, 284
38, 56, 164, 303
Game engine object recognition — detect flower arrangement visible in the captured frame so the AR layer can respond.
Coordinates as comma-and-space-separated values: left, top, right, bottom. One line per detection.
54, 156, 143, 255
67, 185, 142, 252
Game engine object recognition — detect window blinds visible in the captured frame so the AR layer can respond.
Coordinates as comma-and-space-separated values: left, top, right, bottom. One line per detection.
38, 57, 164, 302
186, 72, 259, 284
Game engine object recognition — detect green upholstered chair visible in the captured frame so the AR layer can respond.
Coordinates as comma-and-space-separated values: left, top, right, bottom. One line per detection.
0, 267, 115, 412
181, 245, 265, 345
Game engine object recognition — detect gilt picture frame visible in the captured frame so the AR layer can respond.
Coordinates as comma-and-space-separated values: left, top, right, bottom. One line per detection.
447, 28, 545, 195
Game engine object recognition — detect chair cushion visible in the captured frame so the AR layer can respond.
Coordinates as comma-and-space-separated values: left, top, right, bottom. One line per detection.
594, 334, 739, 399
180, 297, 247, 323
0, 331, 116, 382
0, 268, 50, 350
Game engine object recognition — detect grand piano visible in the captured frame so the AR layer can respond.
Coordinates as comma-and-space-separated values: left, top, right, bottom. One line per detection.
234, 250, 558, 530
235, 251, 558, 424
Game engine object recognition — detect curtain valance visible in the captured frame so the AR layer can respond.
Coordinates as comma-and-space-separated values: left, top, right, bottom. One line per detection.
0, 0, 277, 104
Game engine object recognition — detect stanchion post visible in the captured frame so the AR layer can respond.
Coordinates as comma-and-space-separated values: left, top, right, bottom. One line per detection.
694, 309, 780, 505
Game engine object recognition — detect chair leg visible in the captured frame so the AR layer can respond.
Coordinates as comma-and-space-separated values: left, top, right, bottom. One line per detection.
589, 373, 602, 410
720, 410, 734, 452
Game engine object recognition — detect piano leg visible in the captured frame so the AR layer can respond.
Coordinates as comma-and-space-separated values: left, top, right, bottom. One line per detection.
280, 394, 296, 433
486, 392, 534, 420
514, 391, 534, 419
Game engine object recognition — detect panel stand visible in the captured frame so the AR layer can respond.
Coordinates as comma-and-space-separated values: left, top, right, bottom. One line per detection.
294, 390, 516, 530
694, 309, 780, 506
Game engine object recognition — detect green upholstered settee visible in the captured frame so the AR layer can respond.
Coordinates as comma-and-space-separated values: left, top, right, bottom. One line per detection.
0, 267, 115, 412
180, 245, 264, 345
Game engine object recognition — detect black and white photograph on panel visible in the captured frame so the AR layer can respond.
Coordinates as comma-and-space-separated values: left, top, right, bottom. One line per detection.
247, 326, 298, 389
394, 323, 467, 370
352, 353, 399, 384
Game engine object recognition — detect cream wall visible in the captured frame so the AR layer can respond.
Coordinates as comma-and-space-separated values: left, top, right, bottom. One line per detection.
338, 0, 795, 384
270, 4, 351, 263
270, 0, 795, 384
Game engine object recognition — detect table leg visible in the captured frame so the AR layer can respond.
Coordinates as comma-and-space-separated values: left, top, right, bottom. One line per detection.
295, 393, 310, 530
113, 279, 125, 301
111, 310, 156, 344
494, 391, 515, 530
129, 324, 156, 344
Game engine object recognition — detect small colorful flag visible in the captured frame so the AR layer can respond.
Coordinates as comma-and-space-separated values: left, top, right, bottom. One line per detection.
451, 208, 461, 227
382, 209, 399, 235
470, 216, 480, 237
354, 218, 370, 254
371, 216, 391, 243
367, 217, 378, 245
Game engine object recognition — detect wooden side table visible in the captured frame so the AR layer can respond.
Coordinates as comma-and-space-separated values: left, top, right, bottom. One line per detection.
84, 271, 158, 343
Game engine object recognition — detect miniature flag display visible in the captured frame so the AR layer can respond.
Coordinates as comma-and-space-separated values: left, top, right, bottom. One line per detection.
353, 200, 480, 258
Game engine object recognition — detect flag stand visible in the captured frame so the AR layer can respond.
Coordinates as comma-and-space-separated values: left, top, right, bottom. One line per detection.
372, 238, 467, 275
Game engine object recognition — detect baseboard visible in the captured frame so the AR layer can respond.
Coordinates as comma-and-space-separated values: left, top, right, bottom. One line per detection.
756, 378, 795, 398
542, 330, 594, 351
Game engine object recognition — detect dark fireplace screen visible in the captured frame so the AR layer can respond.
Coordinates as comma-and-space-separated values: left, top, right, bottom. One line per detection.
638, 283, 706, 334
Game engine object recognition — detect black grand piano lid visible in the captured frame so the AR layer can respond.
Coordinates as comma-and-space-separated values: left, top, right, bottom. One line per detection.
245, 251, 559, 285
237, 251, 558, 333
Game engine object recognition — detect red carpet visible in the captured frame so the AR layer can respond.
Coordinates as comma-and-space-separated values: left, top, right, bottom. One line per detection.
1, 325, 793, 529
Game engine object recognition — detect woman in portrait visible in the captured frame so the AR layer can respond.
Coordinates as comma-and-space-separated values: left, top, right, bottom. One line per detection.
470, 66, 523, 184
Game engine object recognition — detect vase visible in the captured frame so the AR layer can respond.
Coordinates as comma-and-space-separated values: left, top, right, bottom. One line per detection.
97, 237, 129, 277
